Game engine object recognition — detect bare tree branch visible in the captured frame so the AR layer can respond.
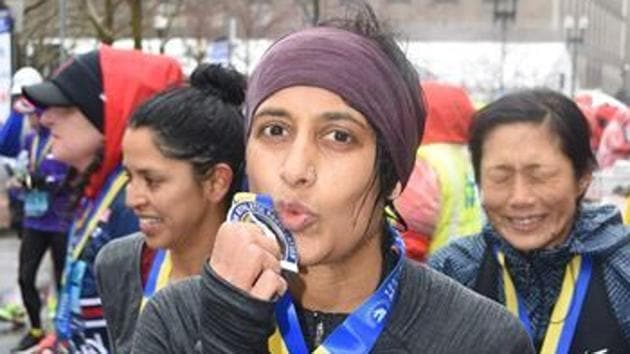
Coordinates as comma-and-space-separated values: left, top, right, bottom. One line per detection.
83, 0, 115, 43
126, 0, 142, 49
104, 0, 114, 31
24, 0, 48, 15
160, 0, 185, 50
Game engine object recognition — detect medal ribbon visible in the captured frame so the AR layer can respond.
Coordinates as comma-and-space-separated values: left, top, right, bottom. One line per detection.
268, 228, 405, 354
56, 166, 128, 340
29, 133, 52, 171
69, 166, 128, 260
140, 248, 172, 311
495, 249, 592, 354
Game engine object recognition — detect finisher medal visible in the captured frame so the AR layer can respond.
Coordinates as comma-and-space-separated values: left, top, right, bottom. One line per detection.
227, 192, 299, 273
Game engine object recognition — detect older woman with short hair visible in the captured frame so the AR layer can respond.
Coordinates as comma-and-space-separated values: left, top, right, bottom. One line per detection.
430, 88, 630, 353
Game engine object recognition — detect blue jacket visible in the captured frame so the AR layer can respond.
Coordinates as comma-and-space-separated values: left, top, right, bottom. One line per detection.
77, 188, 139, 299
0, 109, 27, 157
429, 204, 630, 346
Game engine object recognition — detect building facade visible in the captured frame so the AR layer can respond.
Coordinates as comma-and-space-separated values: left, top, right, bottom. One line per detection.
327, 0, 630, 97
210, 0, 629, 97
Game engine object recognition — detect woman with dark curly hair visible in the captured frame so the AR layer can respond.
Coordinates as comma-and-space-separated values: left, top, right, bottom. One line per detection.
133, 4, 533, 353
95, 64, 246, 354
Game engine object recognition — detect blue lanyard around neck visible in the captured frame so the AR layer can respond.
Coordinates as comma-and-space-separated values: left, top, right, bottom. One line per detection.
272, 228, 405, 354
494, 246, 592, 354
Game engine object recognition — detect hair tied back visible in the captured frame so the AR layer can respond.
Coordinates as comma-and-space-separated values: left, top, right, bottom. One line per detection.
190, 63, 246, 106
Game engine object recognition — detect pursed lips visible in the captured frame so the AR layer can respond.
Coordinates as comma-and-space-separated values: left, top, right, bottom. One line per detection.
275, 199, 318, 233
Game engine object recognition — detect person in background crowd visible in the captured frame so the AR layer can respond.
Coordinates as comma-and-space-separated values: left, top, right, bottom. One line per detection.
0, 66, 70, 352
575, 102, 600, 152
22, 45, 182, 353
94, 63, 246, 354
0, 67, 44, 239
132, 4, 533, 353
394, 81, 483, 261
9, 93, 73, 353
596, 108, 630, 168
592, 104, 620, 150
430, 89, 630, 352
0, 67, 42, 157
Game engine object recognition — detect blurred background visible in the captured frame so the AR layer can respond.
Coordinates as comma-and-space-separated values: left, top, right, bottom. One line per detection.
0, 0, 628, 349
0, 1, 625, 235
0, 0, 626, 109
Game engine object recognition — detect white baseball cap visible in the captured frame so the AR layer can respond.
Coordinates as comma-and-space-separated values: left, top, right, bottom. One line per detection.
11, 67, 43, 95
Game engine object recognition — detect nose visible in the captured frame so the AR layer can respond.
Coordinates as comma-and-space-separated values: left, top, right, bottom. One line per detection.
509, 174, 535, 207
125, 178, 148, 211
279, 135, 317, 188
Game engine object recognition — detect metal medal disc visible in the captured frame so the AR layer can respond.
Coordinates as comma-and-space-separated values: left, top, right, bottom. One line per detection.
227, 193, 299, 272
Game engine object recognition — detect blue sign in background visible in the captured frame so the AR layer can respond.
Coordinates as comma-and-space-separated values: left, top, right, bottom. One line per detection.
0, 11, 12, 33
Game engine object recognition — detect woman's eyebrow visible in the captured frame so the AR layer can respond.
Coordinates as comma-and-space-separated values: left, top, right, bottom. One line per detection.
253, 107, 291, 119
320, 111, 368, 130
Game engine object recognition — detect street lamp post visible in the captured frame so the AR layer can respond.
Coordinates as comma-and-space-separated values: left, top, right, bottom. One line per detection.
59, 0, 66, 62
564, 15, 588, 97
153, 1, 172, 54
493, 0, 517, 95
620, 63, 630, 103
153, 13, 167, 54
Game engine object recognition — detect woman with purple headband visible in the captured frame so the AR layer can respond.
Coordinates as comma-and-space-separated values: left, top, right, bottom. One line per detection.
132, 6, 534, 353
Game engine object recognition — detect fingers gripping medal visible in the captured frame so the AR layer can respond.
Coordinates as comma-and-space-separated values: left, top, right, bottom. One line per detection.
227, 192, 299, 273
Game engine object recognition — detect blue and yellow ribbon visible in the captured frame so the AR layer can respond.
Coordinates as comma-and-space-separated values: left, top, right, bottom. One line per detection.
140, 248, 172, 311
56, 166, 129, 341
69, 166, 128, 260
29, 133, 52, 171
496, 249, 592, 354
268, 228, 405, 354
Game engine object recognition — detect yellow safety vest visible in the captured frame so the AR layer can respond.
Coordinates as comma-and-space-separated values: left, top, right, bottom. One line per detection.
417, 144, 483, 254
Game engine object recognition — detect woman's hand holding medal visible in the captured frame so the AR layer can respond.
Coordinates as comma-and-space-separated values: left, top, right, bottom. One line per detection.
209, 221, 288, 301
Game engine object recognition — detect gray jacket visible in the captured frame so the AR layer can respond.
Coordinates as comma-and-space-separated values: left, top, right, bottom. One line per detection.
94, 233, 145, 354
132, 258, 534, 353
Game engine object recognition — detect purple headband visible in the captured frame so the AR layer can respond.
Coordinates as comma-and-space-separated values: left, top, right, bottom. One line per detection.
246, 27, 423, 188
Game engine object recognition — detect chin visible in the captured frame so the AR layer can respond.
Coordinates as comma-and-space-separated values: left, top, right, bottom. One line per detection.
143, 234, 167, 250
503, 235, 548, 252
295, 244, 325, 267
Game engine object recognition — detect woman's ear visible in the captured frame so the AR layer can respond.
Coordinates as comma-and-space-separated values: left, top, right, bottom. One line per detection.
577, 171, 593, 196
203, 163, 234, 203
389, 182, 402, 200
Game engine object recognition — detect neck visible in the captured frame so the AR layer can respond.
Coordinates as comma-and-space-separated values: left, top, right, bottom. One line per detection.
291, 230, 384, 313
169, 205, 224, 281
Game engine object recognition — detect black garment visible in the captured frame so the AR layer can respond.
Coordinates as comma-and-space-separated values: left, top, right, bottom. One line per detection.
296, 306, 347, 351
9, 198, 23, 238
11, 330, 44, 352
474, 248, 628, 353
18, 227, 67, 328
133, 259, 535, 353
